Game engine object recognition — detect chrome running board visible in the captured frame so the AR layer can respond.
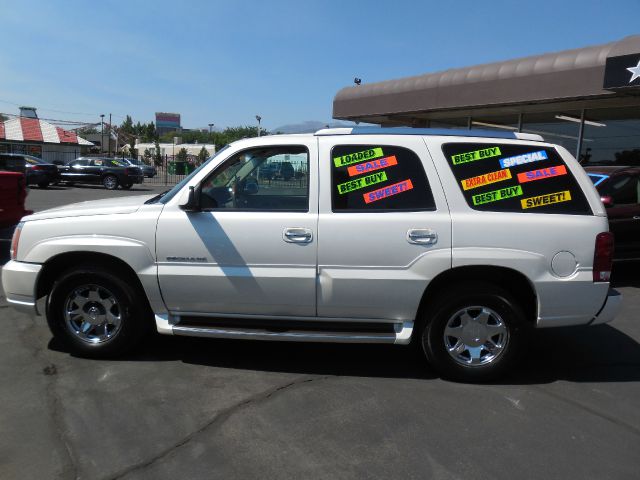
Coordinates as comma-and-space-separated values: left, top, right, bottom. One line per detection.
156, 314, 414, 345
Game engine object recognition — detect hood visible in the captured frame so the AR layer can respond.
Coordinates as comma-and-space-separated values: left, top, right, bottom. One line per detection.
24, 194, 156, 222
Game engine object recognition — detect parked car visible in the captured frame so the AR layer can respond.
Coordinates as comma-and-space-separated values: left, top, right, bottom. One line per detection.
2, 128, 621, 382
59, 157, 144, 190
259, 161, 295, 181
0, 153, 60, 188
119, 158, 157, 178
585, 165, 640, 261
0, 171, 32, 230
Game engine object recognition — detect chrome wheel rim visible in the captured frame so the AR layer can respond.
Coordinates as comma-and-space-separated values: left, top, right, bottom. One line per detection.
443, 306, 508, 367
63, 284, 123, 344
104, 176, 117, 189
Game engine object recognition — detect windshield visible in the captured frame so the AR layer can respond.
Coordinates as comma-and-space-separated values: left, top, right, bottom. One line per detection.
155, 145, 230, 204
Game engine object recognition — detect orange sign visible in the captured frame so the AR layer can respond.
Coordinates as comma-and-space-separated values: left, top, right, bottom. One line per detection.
347, 155, 398, 177
517, 165, 567, 183
461, 168, 512, 191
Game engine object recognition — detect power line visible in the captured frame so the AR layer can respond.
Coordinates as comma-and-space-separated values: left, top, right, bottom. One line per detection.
0, 98, 126, 120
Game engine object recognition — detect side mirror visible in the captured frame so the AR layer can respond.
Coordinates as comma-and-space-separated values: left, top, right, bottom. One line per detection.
243, 180, 259, 195
179, 186, 201, 212
601, 196, 615, 208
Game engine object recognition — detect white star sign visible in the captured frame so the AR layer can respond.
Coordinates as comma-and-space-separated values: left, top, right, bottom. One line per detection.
626, 59, 640, 83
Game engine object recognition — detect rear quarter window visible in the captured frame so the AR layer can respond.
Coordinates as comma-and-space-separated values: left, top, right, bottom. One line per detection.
441, 143, 592, 215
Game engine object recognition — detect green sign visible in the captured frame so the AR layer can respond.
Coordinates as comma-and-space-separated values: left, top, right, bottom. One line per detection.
337, 171, 388, 194
472, 185, 523, 205
452, 147, 501, 165
334, 148, 384, 167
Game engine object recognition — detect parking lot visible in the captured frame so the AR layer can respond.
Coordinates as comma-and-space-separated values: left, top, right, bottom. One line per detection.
1, 185, 639, 480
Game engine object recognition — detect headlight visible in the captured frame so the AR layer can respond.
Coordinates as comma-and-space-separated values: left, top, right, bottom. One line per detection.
10, 222, 24, 261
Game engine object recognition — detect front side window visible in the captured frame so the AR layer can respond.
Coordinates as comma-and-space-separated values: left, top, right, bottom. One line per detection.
331, 144, 435, 211
442, 142, 592, 215
200, 145, 309, 211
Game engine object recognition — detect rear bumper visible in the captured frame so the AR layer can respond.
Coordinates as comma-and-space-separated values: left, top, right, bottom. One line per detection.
591, 288, 622, 325
1, 260, 41, 315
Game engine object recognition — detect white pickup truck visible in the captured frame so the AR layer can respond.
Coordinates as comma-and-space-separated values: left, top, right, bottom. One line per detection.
2, 127, 621, 382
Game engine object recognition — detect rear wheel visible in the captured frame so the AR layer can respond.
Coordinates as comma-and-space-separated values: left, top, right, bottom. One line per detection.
37, 181, 50, 189
103, 175, 118, 190
419, 283, 526, 382
46, 267, 150, 357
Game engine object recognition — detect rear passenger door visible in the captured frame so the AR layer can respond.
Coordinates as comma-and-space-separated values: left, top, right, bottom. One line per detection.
317, 136, 452, 321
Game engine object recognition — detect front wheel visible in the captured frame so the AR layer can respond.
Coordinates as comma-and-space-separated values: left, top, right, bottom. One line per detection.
419, 283, 526, 382
103, 175, 118, 190
46, 267, 150, 357
38, 181, 50, 189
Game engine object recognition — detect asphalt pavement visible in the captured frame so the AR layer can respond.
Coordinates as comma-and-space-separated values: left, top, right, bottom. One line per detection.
0, 185, 639, 480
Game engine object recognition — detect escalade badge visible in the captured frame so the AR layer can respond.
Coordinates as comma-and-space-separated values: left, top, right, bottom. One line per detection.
166, 256, 208, 263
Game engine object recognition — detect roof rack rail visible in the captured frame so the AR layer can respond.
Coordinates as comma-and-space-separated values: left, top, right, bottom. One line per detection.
314, 126, 543, 141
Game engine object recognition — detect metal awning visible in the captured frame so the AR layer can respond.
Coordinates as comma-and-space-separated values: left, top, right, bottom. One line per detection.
333, 35, 640, 125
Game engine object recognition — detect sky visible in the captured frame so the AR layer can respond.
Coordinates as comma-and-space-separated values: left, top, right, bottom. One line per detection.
0, 0, 638, 131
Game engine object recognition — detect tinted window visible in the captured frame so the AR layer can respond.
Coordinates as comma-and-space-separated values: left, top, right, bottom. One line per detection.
200, 145, 309, 211
442, 143, 592, 215
331, 145, 435, 211
608, 175, 640, 205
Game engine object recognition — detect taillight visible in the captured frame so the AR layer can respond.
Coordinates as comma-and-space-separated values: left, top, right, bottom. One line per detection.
593, 232, 614, 282
31, 165, 45, 171
10, 222, 23, 261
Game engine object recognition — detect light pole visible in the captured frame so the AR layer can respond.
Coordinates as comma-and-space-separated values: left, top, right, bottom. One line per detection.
100, 114, 105, 154
256, 115, 262, 137
208, 123, 214, 134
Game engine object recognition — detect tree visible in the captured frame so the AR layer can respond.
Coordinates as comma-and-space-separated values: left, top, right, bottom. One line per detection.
120, 115, 134, 135
154, 140, 163, 167
77, 125, 98, 135
176, 147, 188, 162
143, 148, 152, 162
197, 146, 209, 164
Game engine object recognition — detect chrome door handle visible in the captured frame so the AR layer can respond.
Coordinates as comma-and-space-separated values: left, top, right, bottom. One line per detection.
633, 216, 640, 220
283, 227, 313, 243
407, 228, 437, 245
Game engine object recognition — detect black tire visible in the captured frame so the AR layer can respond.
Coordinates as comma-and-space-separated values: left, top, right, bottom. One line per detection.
38, 181, 50, 189
46, 266, 150, 358
66, 182, 75, 187
419, 283, 527, 382
121, 183, 132, 190
103, 175, 118, 190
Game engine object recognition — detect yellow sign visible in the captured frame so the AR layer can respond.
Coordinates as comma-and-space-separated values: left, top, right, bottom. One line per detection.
521, 190, 572, 209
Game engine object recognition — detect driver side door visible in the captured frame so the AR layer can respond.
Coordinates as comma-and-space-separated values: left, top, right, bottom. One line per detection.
156, 140, 318, 317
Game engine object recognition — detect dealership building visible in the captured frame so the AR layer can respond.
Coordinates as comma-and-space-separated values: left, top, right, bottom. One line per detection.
333, 35, 640, 165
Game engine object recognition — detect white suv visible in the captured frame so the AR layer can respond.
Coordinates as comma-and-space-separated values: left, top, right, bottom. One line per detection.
2, 128, 621, 381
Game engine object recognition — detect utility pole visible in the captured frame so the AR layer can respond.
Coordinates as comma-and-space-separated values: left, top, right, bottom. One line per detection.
108, 113, 112, 157
256, 115, 262, 137
100, 114, 105, 154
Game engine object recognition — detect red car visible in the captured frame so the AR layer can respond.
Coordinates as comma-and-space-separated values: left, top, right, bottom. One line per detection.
0, 172, 32, 230
585, 165, 640, 261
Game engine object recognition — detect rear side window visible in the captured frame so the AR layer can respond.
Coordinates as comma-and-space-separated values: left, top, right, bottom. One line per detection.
442, 143, 592, 215
331, 144, 435, 211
